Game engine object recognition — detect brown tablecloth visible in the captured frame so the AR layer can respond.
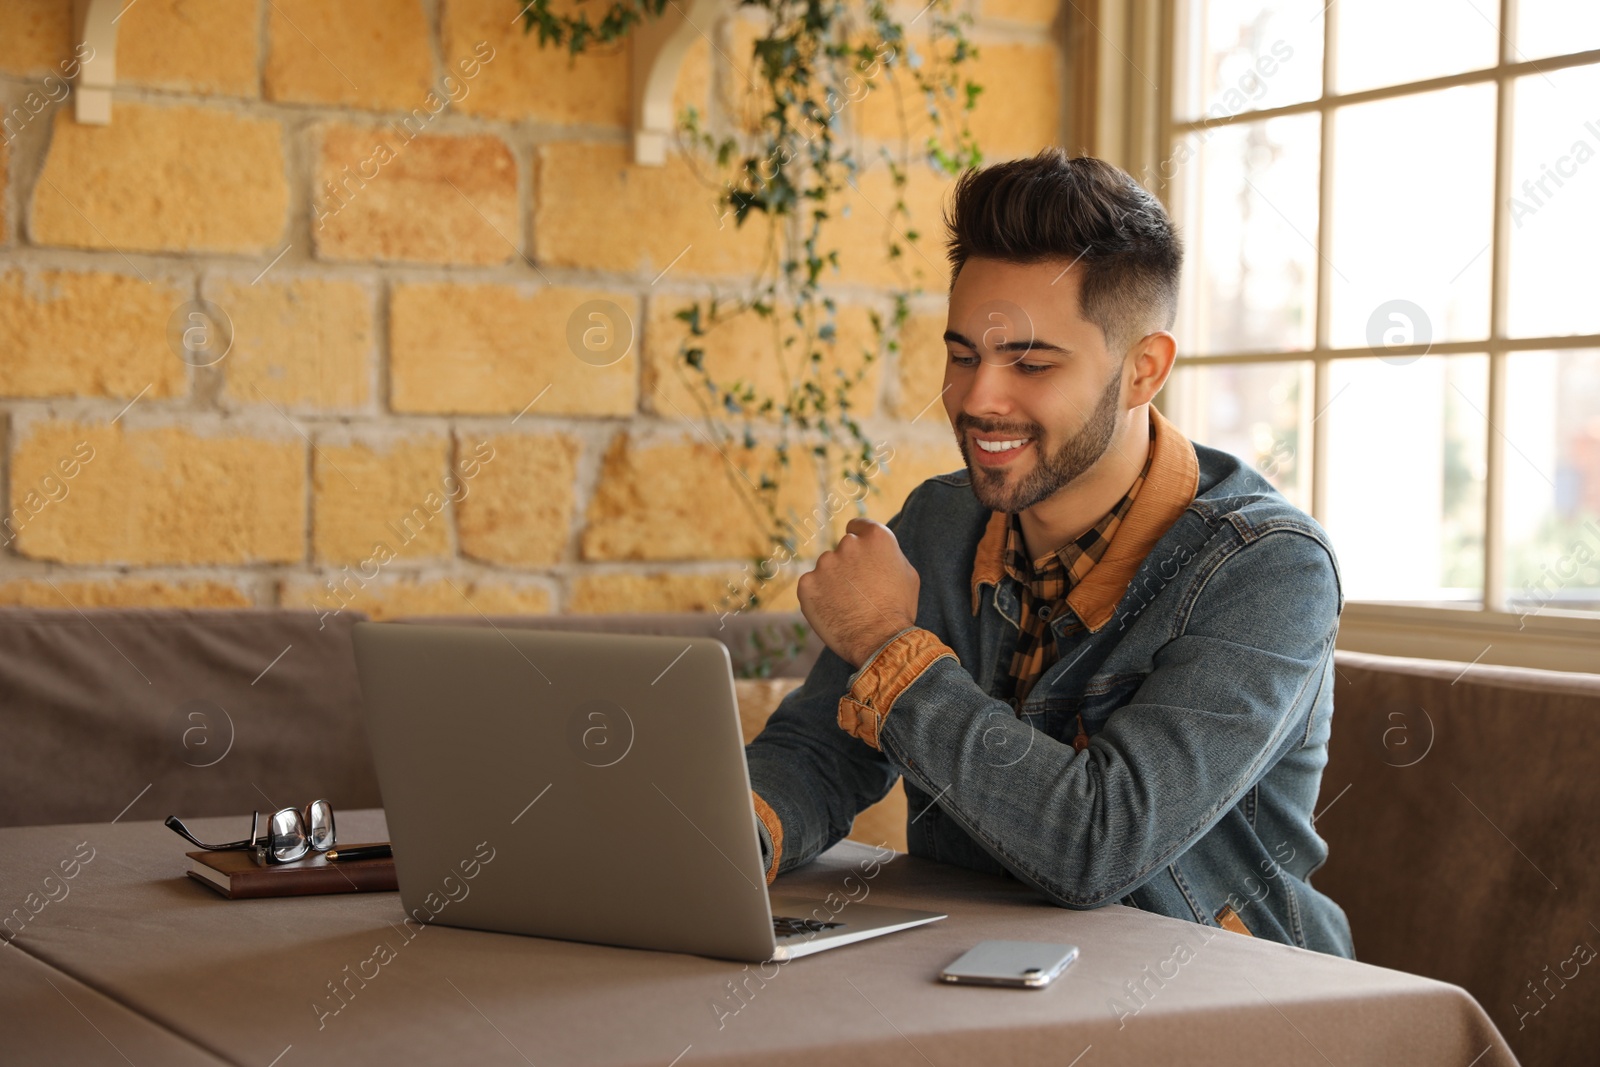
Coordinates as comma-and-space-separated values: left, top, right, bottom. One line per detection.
0, 941, 226, 1064
0, 812, 1518, 1066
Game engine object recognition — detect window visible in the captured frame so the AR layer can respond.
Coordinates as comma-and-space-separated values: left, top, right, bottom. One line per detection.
1155, 0, 1600, 632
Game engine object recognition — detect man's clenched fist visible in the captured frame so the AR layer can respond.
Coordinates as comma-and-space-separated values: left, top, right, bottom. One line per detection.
796, 518, 921, 668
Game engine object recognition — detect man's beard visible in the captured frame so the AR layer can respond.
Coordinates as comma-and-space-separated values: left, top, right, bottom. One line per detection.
955, 369, 1123, 514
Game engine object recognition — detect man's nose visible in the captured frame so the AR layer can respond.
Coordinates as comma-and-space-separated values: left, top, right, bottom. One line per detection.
961, 358, 1016, 417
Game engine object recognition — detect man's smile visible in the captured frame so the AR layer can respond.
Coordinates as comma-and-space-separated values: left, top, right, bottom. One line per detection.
969, 431, 1035, 466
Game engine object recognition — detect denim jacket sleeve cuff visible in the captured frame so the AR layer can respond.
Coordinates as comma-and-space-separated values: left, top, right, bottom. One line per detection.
837, 627, 959, 750
751, 789, 783, 885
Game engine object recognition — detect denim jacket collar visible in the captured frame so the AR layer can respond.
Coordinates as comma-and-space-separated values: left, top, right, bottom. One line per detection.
970, 406, 1201, 630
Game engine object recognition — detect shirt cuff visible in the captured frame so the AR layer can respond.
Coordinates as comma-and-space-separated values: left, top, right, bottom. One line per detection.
751, 789, 783, 886
836, 628, 958, 749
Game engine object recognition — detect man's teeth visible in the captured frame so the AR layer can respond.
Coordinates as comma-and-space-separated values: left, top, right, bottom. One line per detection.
976, 438, 1028, 453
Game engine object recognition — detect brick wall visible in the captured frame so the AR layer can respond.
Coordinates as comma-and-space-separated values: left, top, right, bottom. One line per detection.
0, 0, 1063, 619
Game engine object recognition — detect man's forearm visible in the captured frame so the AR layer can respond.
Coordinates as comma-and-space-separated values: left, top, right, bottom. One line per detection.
744, 646, 903, 885
856, 636, 1334, 908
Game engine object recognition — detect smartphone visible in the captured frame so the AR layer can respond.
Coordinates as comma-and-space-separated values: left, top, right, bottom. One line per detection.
938, 940, 1079, 989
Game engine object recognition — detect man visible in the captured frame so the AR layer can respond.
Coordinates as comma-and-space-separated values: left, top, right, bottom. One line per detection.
744, 149, 1354, 958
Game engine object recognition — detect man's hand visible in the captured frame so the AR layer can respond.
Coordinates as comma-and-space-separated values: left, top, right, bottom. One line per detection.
796, 518, 921, 669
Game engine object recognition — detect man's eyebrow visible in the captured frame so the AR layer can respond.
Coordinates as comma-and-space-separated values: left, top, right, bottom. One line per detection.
943, 329, 1071, 355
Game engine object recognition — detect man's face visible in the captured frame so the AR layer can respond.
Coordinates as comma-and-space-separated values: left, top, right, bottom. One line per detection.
942, 256, 1127, 514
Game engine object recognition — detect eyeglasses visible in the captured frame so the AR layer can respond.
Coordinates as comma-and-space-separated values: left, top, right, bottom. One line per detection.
165, 799, 336, 865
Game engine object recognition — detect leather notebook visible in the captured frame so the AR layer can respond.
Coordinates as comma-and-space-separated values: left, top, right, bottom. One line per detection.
184, 848, 398, 899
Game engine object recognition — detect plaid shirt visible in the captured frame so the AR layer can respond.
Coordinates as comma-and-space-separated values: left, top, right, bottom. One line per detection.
999, 432, 1156, 745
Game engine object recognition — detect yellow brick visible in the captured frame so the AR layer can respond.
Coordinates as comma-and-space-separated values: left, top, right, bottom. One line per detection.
566, 571, 743, 614
582, 435, 820, 561
281, 574, 552, 620
674, 36, 711, 123
264, 0, 434, 111
722, 565, 804, 615
534, 142, 766, 277
312, 122, 517, 265
119, 0, 259, 96
312, 434, 454, 565
0, 578, 252, 609
755, 577, 801, 611
31, 104, 287, 255
888, 309, 951, 421
443, 0, 628, 126
856, 41, 1060, 160
645, 299, 884, 422
830, 439, 964, 538
0, 0, 69, 76
206, 274, 374, 411
456, 432, 581, 566
1, 84, 57, 147
389, 282, 638, 416
7, 421, 304, 565
983, 0, 1061, 26
968, 42, 1061, 156
566, 569, 800, 616
825, 160, 955, 289
0, 269, 189, 399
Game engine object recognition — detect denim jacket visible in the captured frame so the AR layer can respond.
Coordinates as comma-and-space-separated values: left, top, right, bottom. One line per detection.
746, 408, 1355, 958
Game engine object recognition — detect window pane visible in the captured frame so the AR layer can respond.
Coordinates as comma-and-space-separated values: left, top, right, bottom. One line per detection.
1323, 355, 1488, 603
1334, 0, 1499, 94
1173, 0, 1325, 122
1328, 86, 1495, 350
1164, 361, 1311, 511
1504, 350, 1600, 616
1507, 64, 1600, 339
1171, 114, 1319, 355
1517, 0, 1600, 62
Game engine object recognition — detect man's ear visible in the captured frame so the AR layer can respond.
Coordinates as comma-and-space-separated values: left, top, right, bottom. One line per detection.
1125, 331, 1177, 408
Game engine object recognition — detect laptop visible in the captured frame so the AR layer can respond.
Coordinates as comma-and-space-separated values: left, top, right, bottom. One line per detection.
351, 621, 945, 962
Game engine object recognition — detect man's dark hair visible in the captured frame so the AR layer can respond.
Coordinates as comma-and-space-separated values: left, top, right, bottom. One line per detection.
943, 149, 1183, 356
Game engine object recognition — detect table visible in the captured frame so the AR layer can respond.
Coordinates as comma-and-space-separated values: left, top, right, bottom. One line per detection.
0, 811, 1519, 1066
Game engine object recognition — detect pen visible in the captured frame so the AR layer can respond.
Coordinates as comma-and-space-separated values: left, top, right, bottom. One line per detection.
326, 844, 393, 862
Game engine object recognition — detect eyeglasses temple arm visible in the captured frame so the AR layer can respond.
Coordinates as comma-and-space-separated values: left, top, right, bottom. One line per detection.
164, 815, 255, 851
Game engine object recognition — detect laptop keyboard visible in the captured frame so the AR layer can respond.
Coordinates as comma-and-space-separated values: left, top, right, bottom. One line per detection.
773, 915, 846, 939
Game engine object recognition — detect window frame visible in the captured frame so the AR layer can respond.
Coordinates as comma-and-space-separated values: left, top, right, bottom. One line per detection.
1064, 0, 1600, 670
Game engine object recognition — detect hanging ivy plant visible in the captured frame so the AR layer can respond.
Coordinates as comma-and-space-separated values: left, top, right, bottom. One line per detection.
516, 0, 982, 607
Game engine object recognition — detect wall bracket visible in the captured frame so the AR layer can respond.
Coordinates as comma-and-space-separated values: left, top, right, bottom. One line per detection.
72, 0, 119, 125
630, 0, 728, 165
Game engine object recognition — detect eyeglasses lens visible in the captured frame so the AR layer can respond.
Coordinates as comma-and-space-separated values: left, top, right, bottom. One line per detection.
306, 800, 335, 851
268, 808, 309, 863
